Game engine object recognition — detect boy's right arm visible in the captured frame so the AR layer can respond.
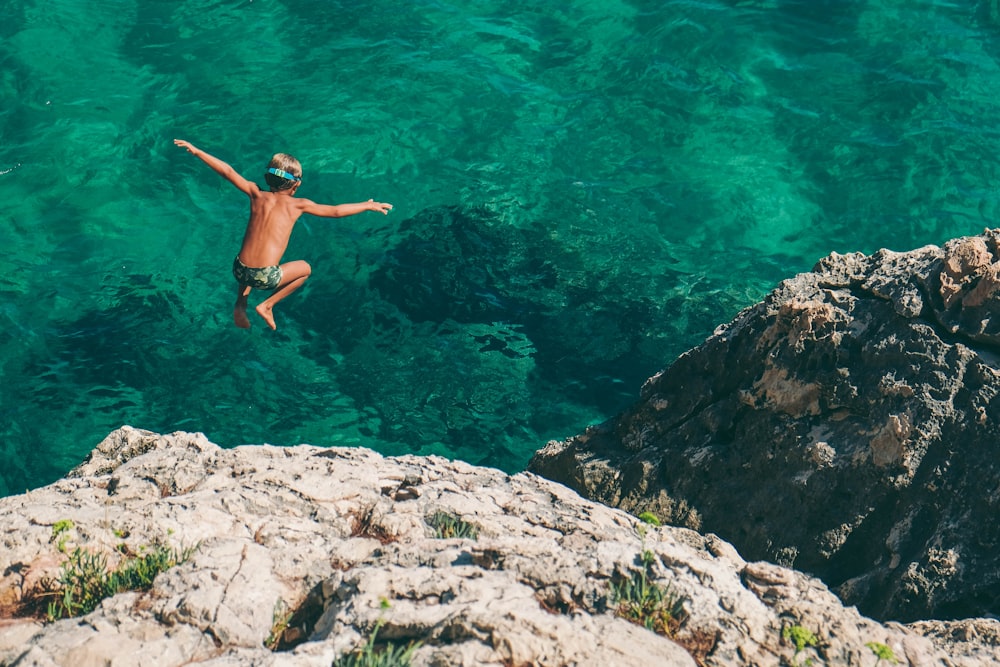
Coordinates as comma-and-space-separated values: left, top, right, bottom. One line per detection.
173, 139, 258, 197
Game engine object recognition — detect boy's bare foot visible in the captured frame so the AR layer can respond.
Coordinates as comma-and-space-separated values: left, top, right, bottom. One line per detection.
255, 303, 277, 330
234, 306, 251, 329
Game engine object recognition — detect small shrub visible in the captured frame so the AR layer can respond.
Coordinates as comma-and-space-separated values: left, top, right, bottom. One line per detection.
611, 549, 686, 637
45, 543, 196, 621
351, 506, 397, 544
426, 511, 479, 540
50, 520, 75, 553
783, 624, 819, 666
263, 585, 326, 652
333, 619, 420, 667
265, 599, 293, 650
47, 549, 108, 619
866, 641, 899, 665
637, 512, 661, 526
51, 520, 74, 538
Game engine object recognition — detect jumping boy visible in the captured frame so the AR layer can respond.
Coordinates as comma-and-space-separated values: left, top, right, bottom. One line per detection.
173, 139, 392, 330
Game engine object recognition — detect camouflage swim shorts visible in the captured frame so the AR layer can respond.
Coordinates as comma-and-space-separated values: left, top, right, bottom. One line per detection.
232, 256, 282, 290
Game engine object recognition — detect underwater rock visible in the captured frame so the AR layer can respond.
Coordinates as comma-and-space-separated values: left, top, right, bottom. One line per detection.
530, 228, 1000, 623
2, 426, 993, 666
368, 204, 723, 413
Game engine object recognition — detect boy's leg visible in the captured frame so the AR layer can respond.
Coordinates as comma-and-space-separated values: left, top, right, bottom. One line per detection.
255, 260, 311, 330
234, 284, 252, 329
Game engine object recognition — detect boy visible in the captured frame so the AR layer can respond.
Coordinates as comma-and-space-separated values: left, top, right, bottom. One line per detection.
173, 139, 392, 330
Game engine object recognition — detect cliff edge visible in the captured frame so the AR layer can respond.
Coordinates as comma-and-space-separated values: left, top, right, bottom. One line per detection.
1, 427, 995, 665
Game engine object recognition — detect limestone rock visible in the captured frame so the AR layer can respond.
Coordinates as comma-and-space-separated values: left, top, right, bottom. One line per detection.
530, 228, 1000, 623
0, 426, 991, 665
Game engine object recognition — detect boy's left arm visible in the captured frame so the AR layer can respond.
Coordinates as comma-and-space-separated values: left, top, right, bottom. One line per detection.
174, 139, 259, 197
299, 199, 392, 218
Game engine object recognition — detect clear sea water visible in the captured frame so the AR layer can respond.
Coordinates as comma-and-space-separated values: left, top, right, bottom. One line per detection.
3, 0, 1000, 496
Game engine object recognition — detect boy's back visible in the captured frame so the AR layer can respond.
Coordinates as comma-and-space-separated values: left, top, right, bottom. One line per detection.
238, 189, 306, 268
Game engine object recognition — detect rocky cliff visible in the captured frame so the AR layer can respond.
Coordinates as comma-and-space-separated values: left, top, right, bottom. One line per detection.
1, 427, 997, 666
530, 229, 1000, 626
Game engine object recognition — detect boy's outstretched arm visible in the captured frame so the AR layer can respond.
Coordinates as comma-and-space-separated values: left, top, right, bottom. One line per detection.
298, 199, 393, 218
173, 139, 258, 197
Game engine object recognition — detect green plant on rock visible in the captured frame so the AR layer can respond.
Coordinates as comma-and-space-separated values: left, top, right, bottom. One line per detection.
50, 519, 75, 553
865, 641, 899, 666
426, 511, 479, 540
45, 542, 197, 621
637, 511, 661, 526
46, 548, 107, 619
611, 548, 686, 637
332, 618, 420, 667
265, 599, 293, 650
51, 519, 74, 538
782, 624, 819, 666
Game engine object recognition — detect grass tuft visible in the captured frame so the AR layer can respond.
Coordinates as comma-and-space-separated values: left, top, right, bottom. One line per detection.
333, 619, 420, 667
611, 548, 686, 637
782, 624, 820, 666
637, 512, 661, 526
426, 511, 479, 540
44, 543, 196, 621
866, 641, 899, 665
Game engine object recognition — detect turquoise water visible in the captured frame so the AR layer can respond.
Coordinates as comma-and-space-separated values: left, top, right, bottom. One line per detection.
3, 0, 1000, 495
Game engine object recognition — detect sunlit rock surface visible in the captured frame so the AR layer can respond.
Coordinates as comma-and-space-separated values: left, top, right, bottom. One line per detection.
2, 427, 995, 666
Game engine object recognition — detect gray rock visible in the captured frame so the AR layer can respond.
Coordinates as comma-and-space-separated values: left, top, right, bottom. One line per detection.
529, 228, 1000, 624
1, 426, 990, 665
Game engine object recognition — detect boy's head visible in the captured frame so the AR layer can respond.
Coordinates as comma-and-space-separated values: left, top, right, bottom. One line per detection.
264, 153, 302, 191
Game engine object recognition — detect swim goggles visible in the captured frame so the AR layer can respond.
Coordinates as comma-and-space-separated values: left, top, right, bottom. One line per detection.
267, 167, 301, 182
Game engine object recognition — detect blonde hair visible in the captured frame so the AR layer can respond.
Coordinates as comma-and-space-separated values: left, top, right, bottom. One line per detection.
264, 153, 302, 191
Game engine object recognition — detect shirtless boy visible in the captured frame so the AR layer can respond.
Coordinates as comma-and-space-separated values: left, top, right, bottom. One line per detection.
174, 139, 392, 330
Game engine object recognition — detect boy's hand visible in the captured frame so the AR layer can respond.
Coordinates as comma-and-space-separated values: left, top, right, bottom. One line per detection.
174, 139, 198, 154
368, 199, 393, 215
